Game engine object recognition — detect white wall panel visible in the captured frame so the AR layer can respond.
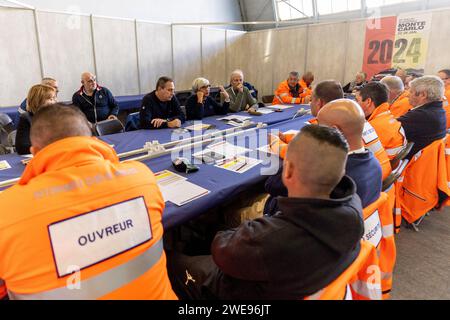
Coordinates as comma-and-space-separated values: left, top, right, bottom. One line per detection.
272, 27, 308, 91
172, 26, 201, 91
92, 17, 139, 95
344, 20, 366, 85
37, 11, 95, 101
202, 28, 227, 87
137, 22, 173, 94
245, 30, 274, 97
0, 8, 41, 107
226, 30, 247, 78
425, 10, 450, 74
306, 22, 348, 85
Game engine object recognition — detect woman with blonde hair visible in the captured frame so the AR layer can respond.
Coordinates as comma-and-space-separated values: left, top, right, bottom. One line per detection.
16, 84, 57, 154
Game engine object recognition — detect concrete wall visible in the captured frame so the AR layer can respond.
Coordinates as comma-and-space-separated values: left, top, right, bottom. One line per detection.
240, 7, 450, 97
14, 0, 243, 28
0, 6, 245, 107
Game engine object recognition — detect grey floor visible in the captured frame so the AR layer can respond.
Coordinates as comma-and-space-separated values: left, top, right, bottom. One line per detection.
390, 207, 450, 300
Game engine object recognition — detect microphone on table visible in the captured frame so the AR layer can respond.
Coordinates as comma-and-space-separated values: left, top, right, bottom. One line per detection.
292, 108, 310, 120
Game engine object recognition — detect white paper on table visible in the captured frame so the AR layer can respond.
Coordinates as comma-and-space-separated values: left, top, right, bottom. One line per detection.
217, 115, 252, 122
265, 104, 294, 110
0, 160, 11, 171
226, 120, 247, 127
256, 107, 275, 115
206, 141, 251, 158
159, 180, 210, 206
185, 123, 213, 131
215, 156, 262, 174
154, 170, 186, 188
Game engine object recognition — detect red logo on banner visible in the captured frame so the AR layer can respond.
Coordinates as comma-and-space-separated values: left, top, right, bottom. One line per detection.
362, 16, 397, 79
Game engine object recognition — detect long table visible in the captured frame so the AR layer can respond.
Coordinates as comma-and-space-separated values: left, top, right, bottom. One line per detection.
0, 105, 313, 229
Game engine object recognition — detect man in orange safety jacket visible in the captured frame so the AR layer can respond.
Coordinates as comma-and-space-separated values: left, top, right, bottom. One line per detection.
0, 104, 177, 300
273, 71, 313, 105
355, 82, 407, 161
380, 75, 412, 118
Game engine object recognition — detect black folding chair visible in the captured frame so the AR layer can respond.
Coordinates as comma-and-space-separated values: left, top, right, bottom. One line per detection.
94, 119, 124, 136
382, 159, 409, 192
262, 95, 275, 104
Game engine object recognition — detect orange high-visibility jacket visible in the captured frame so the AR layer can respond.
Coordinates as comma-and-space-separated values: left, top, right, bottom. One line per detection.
305, 241, 382, 300
395, 138, 450, 224
368, 103, 407, 160
389, 91, 412, 118
0, 137, 177, 300
362, 121, 392, 180
443, 85, 450, 129
444, 134, 450, 207
269, 130, 299, 159
361, 192, 395, 299
273, 80, 311, 105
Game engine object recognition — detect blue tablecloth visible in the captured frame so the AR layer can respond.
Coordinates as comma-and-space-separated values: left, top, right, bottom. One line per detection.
103, 105, 307, 153
0, 105, 313, 229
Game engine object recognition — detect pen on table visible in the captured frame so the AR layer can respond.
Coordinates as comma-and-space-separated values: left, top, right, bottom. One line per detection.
235, 161, 248, 172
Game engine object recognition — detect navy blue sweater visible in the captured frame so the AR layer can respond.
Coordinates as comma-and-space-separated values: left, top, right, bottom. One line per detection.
139, 91, 185, 129
185, 95, 229, 120
264, 150, 382, 216
72, 86, 119, 123
398, 100, 447, 159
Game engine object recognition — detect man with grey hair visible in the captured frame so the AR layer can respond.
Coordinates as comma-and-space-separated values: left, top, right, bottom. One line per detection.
223, 70, 258, 113
380, 75, 412, 117
398, 75, 447, 159
273, 71, 312, 105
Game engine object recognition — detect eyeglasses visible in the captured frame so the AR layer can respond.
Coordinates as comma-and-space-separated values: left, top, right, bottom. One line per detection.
200, 85, 211, 89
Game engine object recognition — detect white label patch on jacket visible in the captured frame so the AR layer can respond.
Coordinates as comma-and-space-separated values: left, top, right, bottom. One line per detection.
363, 210, 382, 248
362, 122, 378, 144
48, 197, 152, 278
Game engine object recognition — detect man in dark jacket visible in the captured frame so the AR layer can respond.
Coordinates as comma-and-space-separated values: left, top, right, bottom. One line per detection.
72, 72, 119, 124
140, 76, 185, 129
398, 75, 447, 160
167, 125, 364, 300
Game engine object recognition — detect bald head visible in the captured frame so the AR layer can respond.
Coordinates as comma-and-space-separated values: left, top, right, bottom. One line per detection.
30, 103, 92, 152
81, 72, 97, 93
317, 99, 365, 151
283, 125, 348, 199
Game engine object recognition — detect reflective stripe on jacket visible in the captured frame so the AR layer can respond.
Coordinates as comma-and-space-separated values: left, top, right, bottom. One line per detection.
362, 192, 395, 299
368, 103, 407, 160
395, 137, 450, 224
273, 80, 311, 105
305, 241, 382, 300
362, 121, 392, 180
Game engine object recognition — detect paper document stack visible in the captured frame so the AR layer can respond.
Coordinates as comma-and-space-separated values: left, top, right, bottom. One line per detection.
155, 170, 210, 206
